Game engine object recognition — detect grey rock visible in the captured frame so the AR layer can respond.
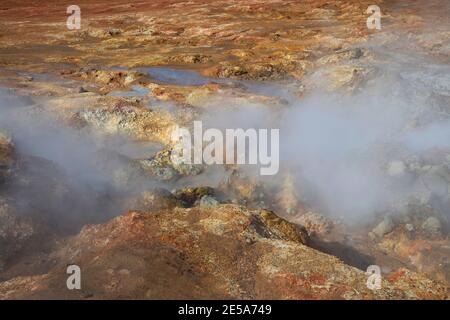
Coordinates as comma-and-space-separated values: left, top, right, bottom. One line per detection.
198, 195, 219, 208
172, 161, 203, 176
108, 28, 122, 36
386, 160, 406, 177
78, 86, 89, 93
421, 216, 442, 238
0, 130, 14, 184
371, 216, 395, 238
140, 158, 178, 181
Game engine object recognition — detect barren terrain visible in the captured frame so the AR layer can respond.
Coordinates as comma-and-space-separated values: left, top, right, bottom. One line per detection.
0, 0, 449, 299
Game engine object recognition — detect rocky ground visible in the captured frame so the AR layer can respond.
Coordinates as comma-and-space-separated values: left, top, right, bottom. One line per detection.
0, 0, 449, 299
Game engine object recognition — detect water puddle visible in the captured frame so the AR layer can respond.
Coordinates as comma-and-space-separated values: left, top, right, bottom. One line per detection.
138, 66, 296, 101
138, 67, 223, 86
106, 85, 150, 97
16, 71, 81, 89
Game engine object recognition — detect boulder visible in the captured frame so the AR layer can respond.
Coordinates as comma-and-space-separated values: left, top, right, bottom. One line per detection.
173, 186, 216, 207
139, 148, 203, 181
421, 217, 442, 238
197, 195, 219, 208
370, 216, 395, 239
78, 102, 175, 142
257, 209, 309, 244
293, 211, 333, 235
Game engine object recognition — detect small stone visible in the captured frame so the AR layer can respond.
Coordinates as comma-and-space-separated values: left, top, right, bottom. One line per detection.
245, 237, 254, 245
119, 269, 130, 276
350, 48, 363, 59
198, 195, 219, 208
108, 28, 122, 36
386, 161, 406, 177
174, 186, 216, 207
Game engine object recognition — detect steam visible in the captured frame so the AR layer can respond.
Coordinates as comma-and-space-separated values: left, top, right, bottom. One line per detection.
282, 58, 450, 220
198, 49, 450, 222
1, 38, 449, 230
0, 90, 159, 232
